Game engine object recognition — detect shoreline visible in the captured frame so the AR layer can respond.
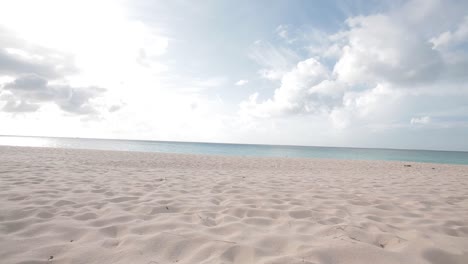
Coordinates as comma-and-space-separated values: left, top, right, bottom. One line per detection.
1, 144, 467, 167
1, 146, 468, 263
3, 134, 468, 153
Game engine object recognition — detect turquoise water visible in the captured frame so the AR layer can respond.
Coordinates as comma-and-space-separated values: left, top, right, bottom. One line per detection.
0, 135, 467, 165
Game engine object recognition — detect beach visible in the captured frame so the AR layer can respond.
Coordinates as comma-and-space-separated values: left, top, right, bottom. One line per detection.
1, 146, 467, 264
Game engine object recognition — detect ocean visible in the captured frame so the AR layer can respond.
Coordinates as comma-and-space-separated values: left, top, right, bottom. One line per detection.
0, 135, 467, 165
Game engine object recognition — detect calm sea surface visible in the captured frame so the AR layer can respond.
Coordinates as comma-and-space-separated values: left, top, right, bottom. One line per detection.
0, 135, 467, 165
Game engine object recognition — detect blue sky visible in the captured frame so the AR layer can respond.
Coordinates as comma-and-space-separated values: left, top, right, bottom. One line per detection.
0, 0, 468, 150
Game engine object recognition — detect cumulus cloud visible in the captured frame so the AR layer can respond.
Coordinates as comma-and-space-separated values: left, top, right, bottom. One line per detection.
0, 26, 78, 77
333, 14, 442, 85
240, 58, 331, 117
329, 84, 404, 129
0, 26, 108, 116
0, 46, 77, 80
0, 0, 169, 121
108, 104, 124, 113
1, 98, 40, 113
241, 0, 468, 130
0, 74, 105, 114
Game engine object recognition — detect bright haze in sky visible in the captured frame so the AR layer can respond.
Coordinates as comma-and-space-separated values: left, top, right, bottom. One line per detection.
0, 0, 467, 151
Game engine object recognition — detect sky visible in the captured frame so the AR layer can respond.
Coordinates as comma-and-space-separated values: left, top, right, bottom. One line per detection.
0, 0, 468, 151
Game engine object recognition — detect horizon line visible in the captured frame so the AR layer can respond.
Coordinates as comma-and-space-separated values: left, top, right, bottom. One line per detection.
1, 134, 467, 153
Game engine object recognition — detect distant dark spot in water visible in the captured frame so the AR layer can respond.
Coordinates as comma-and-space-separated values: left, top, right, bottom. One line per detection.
432, 168, 435, 170
70, 240, 74, 242
166, 206, 169, 210
48, 256, 54, 261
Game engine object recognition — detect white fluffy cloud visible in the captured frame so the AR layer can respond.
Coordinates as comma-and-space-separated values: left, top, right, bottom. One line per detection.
240, 58, 330, 117
333, 14, 441, 85
242, 0, 468, 132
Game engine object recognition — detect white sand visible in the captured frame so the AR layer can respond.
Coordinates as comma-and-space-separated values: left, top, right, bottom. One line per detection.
1, 146, 468, 264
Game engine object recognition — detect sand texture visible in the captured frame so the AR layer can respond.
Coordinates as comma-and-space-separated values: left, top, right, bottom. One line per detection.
1, 146, 468, 264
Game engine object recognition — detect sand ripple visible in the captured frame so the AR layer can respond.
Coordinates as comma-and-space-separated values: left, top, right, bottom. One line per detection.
1, 146, 468, 263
